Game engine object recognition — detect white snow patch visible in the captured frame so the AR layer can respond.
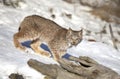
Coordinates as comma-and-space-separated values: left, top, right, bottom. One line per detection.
0, 0, 120, 79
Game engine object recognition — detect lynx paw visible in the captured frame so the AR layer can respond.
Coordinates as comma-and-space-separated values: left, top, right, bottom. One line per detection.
25, 48, 34, 54
16, 45, 27, 51
33, 48, 51, 57
38, 51, 51, 57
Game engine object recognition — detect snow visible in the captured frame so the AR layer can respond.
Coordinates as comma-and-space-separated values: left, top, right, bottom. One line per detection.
0, 0, 120, 79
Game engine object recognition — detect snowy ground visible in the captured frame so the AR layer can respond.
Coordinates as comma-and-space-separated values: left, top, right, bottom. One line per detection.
0, 0, 120, 79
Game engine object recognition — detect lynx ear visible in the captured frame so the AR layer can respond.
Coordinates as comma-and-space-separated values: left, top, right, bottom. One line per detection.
66, 28, 72, 37
68, 28, 72, 35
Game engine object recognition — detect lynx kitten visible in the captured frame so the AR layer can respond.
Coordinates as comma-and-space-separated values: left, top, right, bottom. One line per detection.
13, 15, 82, 61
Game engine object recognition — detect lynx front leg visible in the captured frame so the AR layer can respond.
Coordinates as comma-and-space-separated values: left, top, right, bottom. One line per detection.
50, 48, 66, 61
30, 39, 50, 57
49, 44, 66, 61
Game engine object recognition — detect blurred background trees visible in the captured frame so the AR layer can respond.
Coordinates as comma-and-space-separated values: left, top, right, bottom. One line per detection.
0, 0, 25, 8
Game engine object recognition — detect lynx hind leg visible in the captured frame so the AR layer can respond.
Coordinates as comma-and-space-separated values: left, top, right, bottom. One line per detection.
30, 39, 51, 57
13, 32, 28, 51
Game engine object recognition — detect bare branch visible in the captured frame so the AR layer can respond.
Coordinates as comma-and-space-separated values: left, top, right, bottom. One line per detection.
109, 24, 118, 50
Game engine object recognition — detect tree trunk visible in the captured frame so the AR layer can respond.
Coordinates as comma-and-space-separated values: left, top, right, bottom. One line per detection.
27, 56, 120, 79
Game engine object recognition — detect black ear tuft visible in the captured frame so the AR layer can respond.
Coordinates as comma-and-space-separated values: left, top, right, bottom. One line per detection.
79, 29, 83, 36
18, 27, 21, 31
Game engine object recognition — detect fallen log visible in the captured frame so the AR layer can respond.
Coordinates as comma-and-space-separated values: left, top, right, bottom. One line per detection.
27, 56, 120, 79
28, 59, 84, 79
